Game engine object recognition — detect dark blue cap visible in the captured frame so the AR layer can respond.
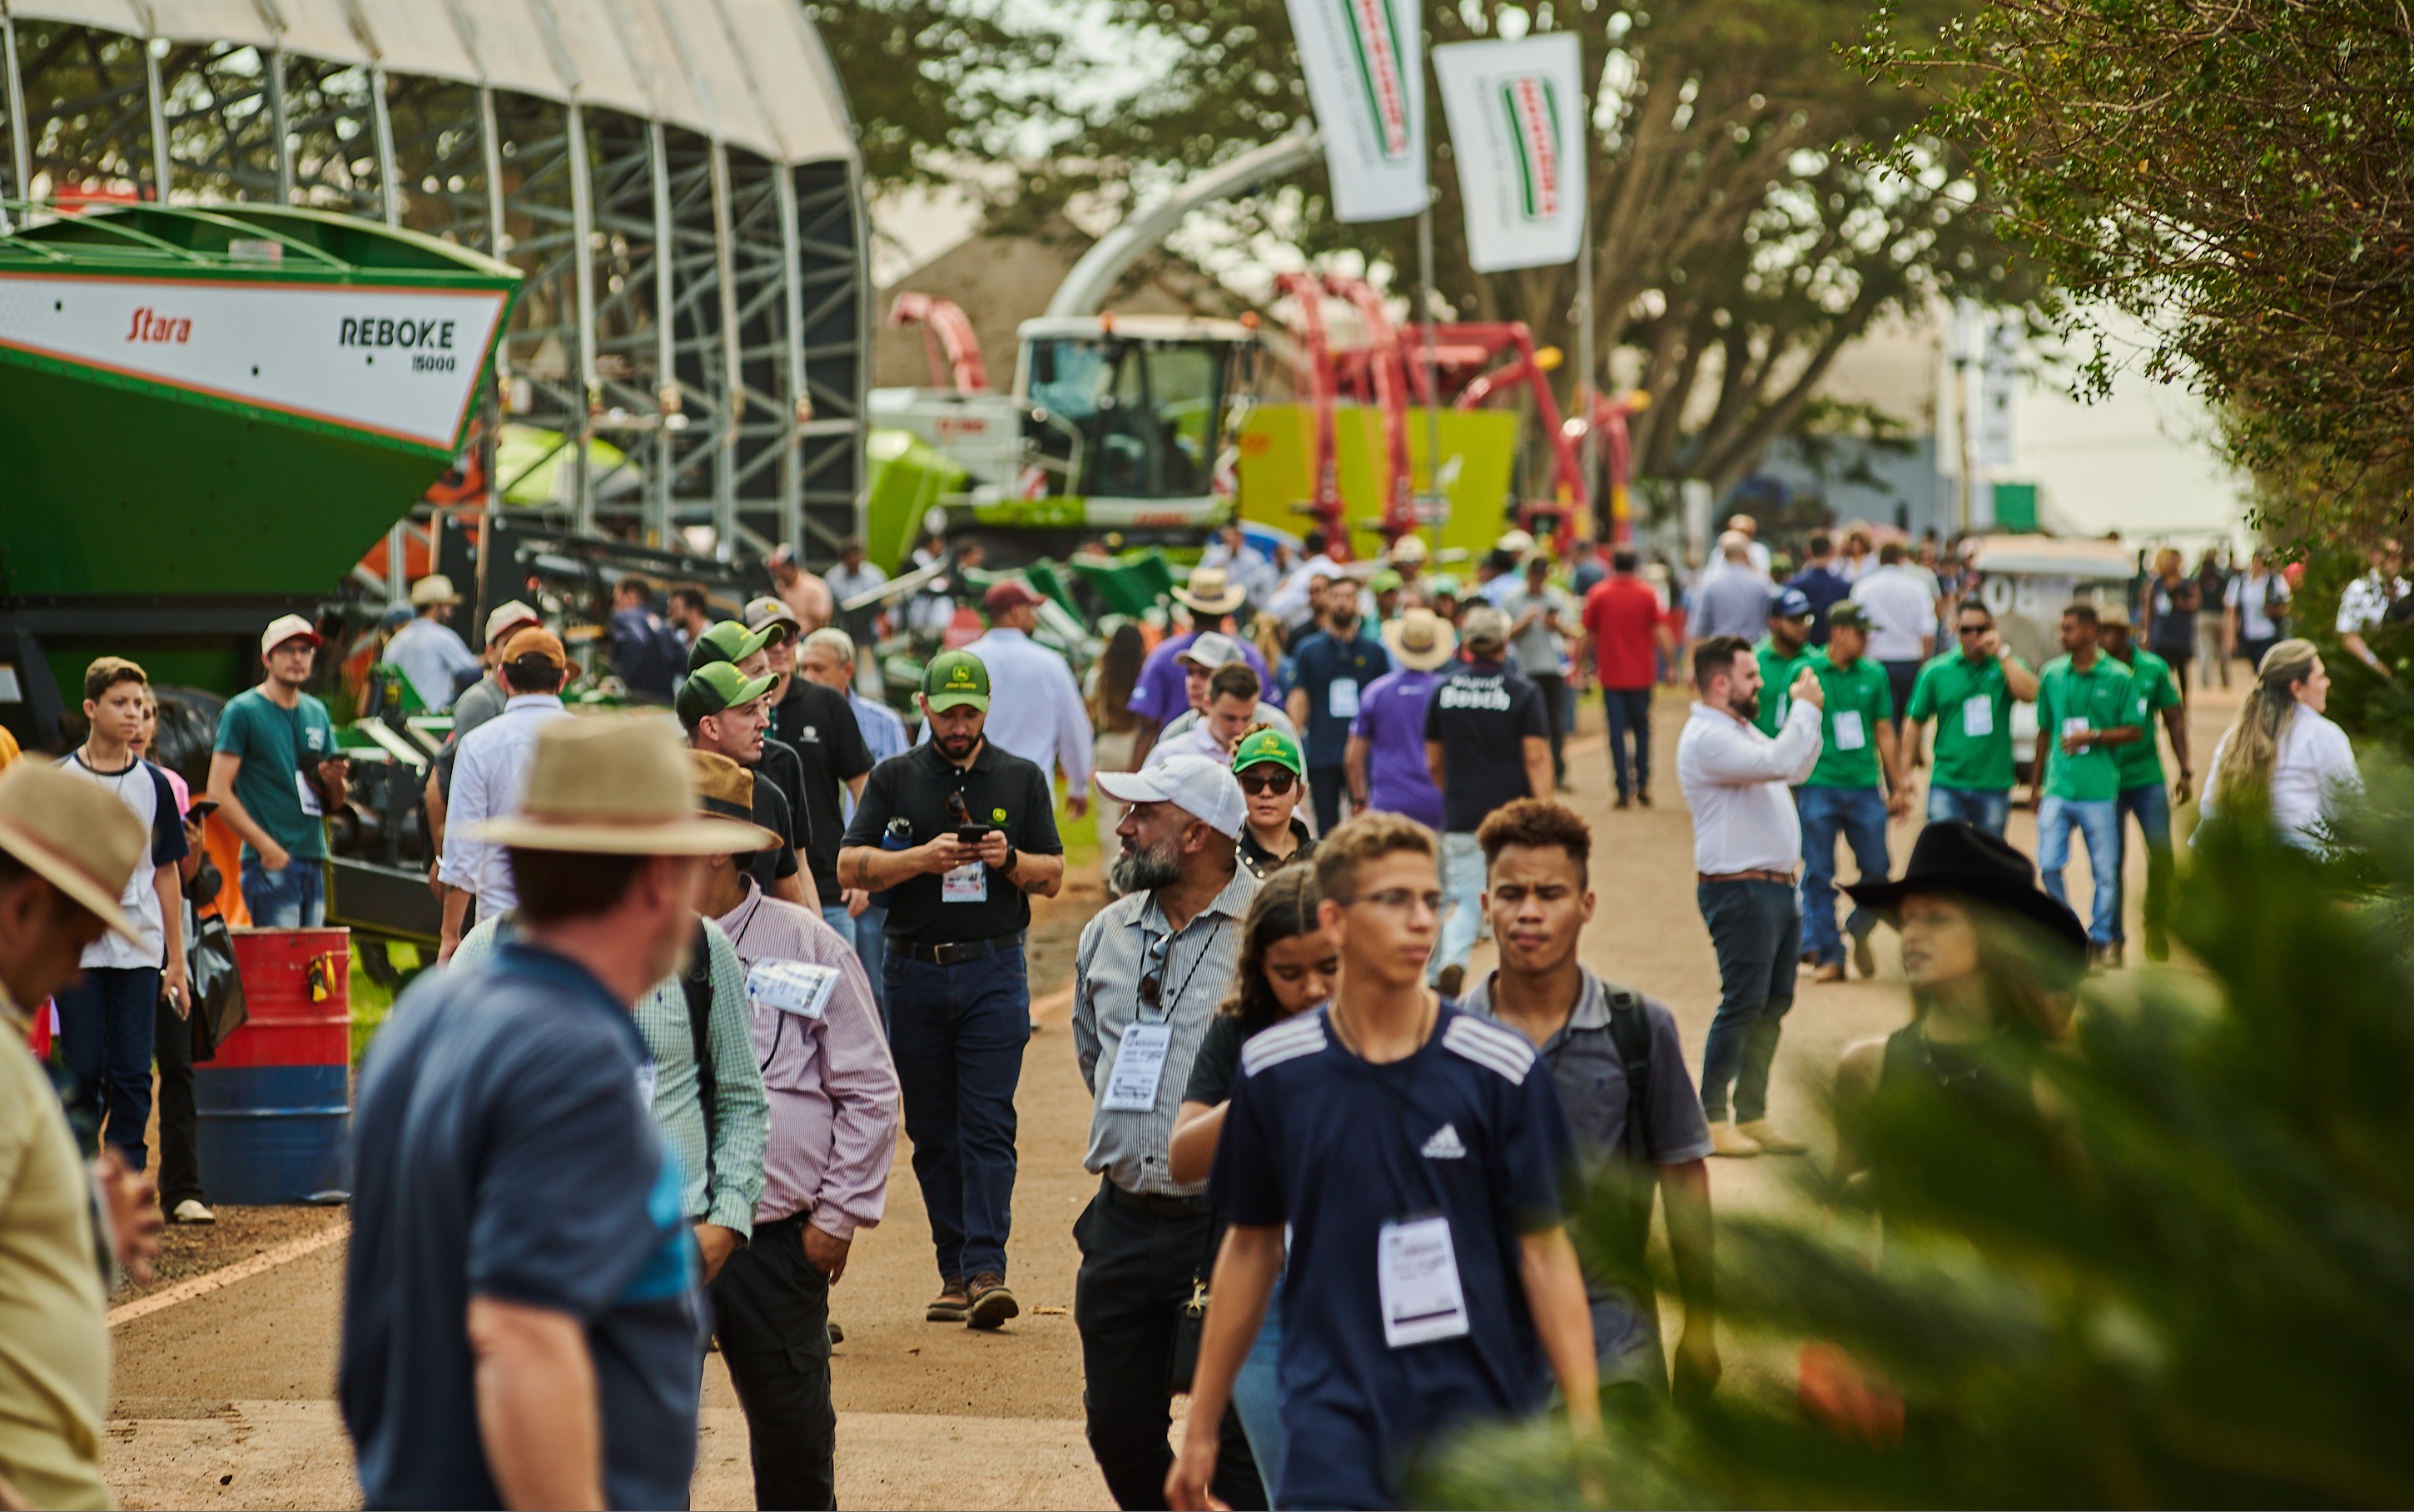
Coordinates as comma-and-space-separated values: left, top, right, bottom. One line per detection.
1772, 587, 1815, 619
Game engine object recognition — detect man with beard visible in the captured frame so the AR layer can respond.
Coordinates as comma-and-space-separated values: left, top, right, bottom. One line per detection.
1674, 636, 1825, 1158
839, 651, 1065, 1330
1070, 754, 1266, 1510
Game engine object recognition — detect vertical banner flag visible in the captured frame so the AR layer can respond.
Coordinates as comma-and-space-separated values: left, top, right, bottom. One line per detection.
1286, 0, 1428, 222
1433, 34, 1587, 272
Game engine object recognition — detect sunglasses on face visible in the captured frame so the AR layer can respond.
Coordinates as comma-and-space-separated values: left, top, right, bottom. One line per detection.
1235, 767, 1297, 796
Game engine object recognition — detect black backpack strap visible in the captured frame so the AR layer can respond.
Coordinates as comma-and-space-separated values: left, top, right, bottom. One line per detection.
1601, 979, 1654, 1165
682, 920, 718, 1190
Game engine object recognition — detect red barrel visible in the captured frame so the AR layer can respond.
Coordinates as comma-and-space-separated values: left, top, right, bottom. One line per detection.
216, 928, 351, 1067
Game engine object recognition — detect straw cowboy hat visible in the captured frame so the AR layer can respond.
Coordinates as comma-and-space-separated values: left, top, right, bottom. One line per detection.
410, 574, 463, 608
0, 759, 147, 938
468, 713, 777, 855
1171, 566, 1247, 616
1382, 607, 1458, 672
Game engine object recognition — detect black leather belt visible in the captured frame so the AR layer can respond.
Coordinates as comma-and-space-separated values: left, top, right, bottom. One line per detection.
887, 933, 1021, 964
1105, 1178, 1211, 1220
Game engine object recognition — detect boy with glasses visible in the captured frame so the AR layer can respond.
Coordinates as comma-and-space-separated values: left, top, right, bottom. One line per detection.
1902, 599, 2038, 837
1167, 813, 1600, 1512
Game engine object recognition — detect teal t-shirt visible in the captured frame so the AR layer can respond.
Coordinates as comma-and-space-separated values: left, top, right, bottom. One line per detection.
2114, 647, 2182, 789
1803, 653, 1893, 791
1905, 648, 2021, 793
1751, 637, 1809, 738
2034, 654, 2138, 802
212, 686, 338, 860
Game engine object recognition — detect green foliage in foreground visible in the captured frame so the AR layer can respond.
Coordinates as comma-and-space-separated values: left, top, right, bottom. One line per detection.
1429, 778, 2414, 1509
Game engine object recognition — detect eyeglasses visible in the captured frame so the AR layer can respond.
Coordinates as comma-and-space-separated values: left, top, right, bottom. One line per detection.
1138, 932, 1172, 1008
1333, 889, 1446, 916
1235, 768, 1297, 796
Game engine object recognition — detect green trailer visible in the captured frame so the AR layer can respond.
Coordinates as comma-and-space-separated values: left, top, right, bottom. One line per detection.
0, 201, 519, 745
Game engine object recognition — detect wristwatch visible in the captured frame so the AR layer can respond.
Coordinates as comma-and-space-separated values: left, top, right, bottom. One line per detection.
996, 842, 1020, 877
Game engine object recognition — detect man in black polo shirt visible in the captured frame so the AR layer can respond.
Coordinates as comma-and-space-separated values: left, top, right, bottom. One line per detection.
678, 664, 812, 908
839, 650, 1065, 1330
1423, 605, 1553, 996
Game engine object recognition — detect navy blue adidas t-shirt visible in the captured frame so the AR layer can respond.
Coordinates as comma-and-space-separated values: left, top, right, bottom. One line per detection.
1209, 1002, 1577, 1510
340, 942, 703, 1510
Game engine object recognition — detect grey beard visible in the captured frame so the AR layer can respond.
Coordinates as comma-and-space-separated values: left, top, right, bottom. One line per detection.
1110, 844, 1181, 895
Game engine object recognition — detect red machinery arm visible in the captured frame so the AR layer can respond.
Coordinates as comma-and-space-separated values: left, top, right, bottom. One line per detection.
1324, 274, 1414, 551
887, 292, 991, 394
1274, 270, 1346, 558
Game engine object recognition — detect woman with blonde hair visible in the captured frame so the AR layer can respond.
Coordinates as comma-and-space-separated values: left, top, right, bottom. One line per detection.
2198, 637, 2359, 848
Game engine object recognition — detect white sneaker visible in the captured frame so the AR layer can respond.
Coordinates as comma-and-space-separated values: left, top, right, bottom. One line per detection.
171, 1198, 216, 1224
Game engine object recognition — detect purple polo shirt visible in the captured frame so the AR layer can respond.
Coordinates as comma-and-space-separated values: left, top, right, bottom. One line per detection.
1349, 666, 1445, 830
1127, 631, 1275, 726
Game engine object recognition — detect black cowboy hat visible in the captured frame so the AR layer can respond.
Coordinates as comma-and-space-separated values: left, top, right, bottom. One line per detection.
1844, 821, 2088, 965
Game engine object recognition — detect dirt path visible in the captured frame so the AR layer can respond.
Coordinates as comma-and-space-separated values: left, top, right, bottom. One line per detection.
105, 683, 2236, 1508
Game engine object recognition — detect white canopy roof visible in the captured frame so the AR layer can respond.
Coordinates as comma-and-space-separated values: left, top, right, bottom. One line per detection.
1, 0, 856, 164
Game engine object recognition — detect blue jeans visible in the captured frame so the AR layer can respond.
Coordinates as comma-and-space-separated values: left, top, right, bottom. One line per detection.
1436, 831, 1486, 981
885, 941, 1029, 1281
1927, 785, 2011, 836
853, 902, 890, 1028
2114, 782, 2173, 953
2038, 796, 2121, 946
56, 965, 160, 1167
241, 856, 325, 927
1231, 1285, 1286, 1505
1798, 785, 1890, 967
1602, 688, 1652, 799
1696, 880, 1801, 1123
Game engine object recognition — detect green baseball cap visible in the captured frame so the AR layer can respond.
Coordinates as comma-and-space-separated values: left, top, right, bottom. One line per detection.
687, 616, 786, 674
1826, 601, 1873, 633
1427, 573, 1463, 598
1370, 568, 1403, 594
921, 649, 991, 711
676, 661, 777, 728
1232, 726, 1304, 777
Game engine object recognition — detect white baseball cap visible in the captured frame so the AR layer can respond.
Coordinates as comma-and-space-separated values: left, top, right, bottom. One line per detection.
260, 613, 320, 655
1095, 755, 1248, 839
1177, 631, 1245, 671
484, 599, 541, 643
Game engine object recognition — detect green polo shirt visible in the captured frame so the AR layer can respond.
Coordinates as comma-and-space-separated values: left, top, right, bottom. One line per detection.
2113, 647, 2181, 789
1751, 637, 1809, 738
1803, 652, 1893, 791
2034, 653, 2138, 801
1905, 647, 2022, 793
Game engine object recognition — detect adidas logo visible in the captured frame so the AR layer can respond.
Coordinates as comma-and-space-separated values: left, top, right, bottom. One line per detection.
1419, 1123, 1468, 1159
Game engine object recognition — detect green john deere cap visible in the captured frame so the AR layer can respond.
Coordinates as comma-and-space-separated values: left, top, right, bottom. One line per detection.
687, 616, 786, 674
676, 661, 777, 728
1826, 601, 1873, 633
922, 649, 991, 711
1231, 726, 1304, 777
1370, 568, 1403, 594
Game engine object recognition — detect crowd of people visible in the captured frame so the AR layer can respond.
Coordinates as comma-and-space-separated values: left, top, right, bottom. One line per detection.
0, 513, 2387, 1512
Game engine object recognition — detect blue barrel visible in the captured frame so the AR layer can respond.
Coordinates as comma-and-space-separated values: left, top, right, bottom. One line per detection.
194, 1064, 350, 1205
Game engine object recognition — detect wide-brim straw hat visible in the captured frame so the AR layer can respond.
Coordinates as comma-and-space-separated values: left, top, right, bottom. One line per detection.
468, 712, 777, 855
1171, 566, 1247, 616
1383, 607, 1458, 672
0, 760, 147, 938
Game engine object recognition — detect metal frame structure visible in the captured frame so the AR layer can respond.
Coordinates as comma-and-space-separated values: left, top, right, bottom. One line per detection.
0, 0, 868, 571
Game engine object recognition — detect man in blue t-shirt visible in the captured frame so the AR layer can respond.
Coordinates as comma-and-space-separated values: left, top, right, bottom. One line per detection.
1286, 592, 1391, 835
1169, 814, 1601, 1512
340, 715, 762, 1510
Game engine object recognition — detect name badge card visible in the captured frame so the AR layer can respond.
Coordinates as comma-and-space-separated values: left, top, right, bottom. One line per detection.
1329, 677, 1361, 720
1378, 1217, 1470, 1347
748, 959, 841, 1020
1102, 1022, 1174, 1111
296, 769, 325, 817
634, 1061, 658, 1109
942, 860, 987, 903
1962, 695, 1994, 737
2061, 716, 2092, 741
1833, 710, 1868, 751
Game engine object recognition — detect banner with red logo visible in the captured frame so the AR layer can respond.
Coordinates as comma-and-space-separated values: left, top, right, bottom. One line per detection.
1286, 0, 1428, 222
1434, 34, 1587, 272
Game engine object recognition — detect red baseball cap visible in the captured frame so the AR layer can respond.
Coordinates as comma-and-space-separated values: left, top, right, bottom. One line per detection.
982, 581, 1046, 615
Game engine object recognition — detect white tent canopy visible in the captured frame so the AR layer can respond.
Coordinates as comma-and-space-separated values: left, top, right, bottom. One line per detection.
0, 0, 853, 164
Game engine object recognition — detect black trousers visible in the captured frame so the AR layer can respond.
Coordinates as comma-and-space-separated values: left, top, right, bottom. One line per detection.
1531, 672, 1569, 781
1073, 1181, 1265, 1511
154, 994, 204, 1208
1308, 766, 1348, 835
712, 1213, 837, 1510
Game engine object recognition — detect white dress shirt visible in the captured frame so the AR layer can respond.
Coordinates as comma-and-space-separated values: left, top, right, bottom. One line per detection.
1850, 565, 1940, 662
437, 693, 569, 912
1676, 699, 1822, 875
951, 627, 1094, 798
385, 617, 482, 712
2199, 706, 2360, 850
